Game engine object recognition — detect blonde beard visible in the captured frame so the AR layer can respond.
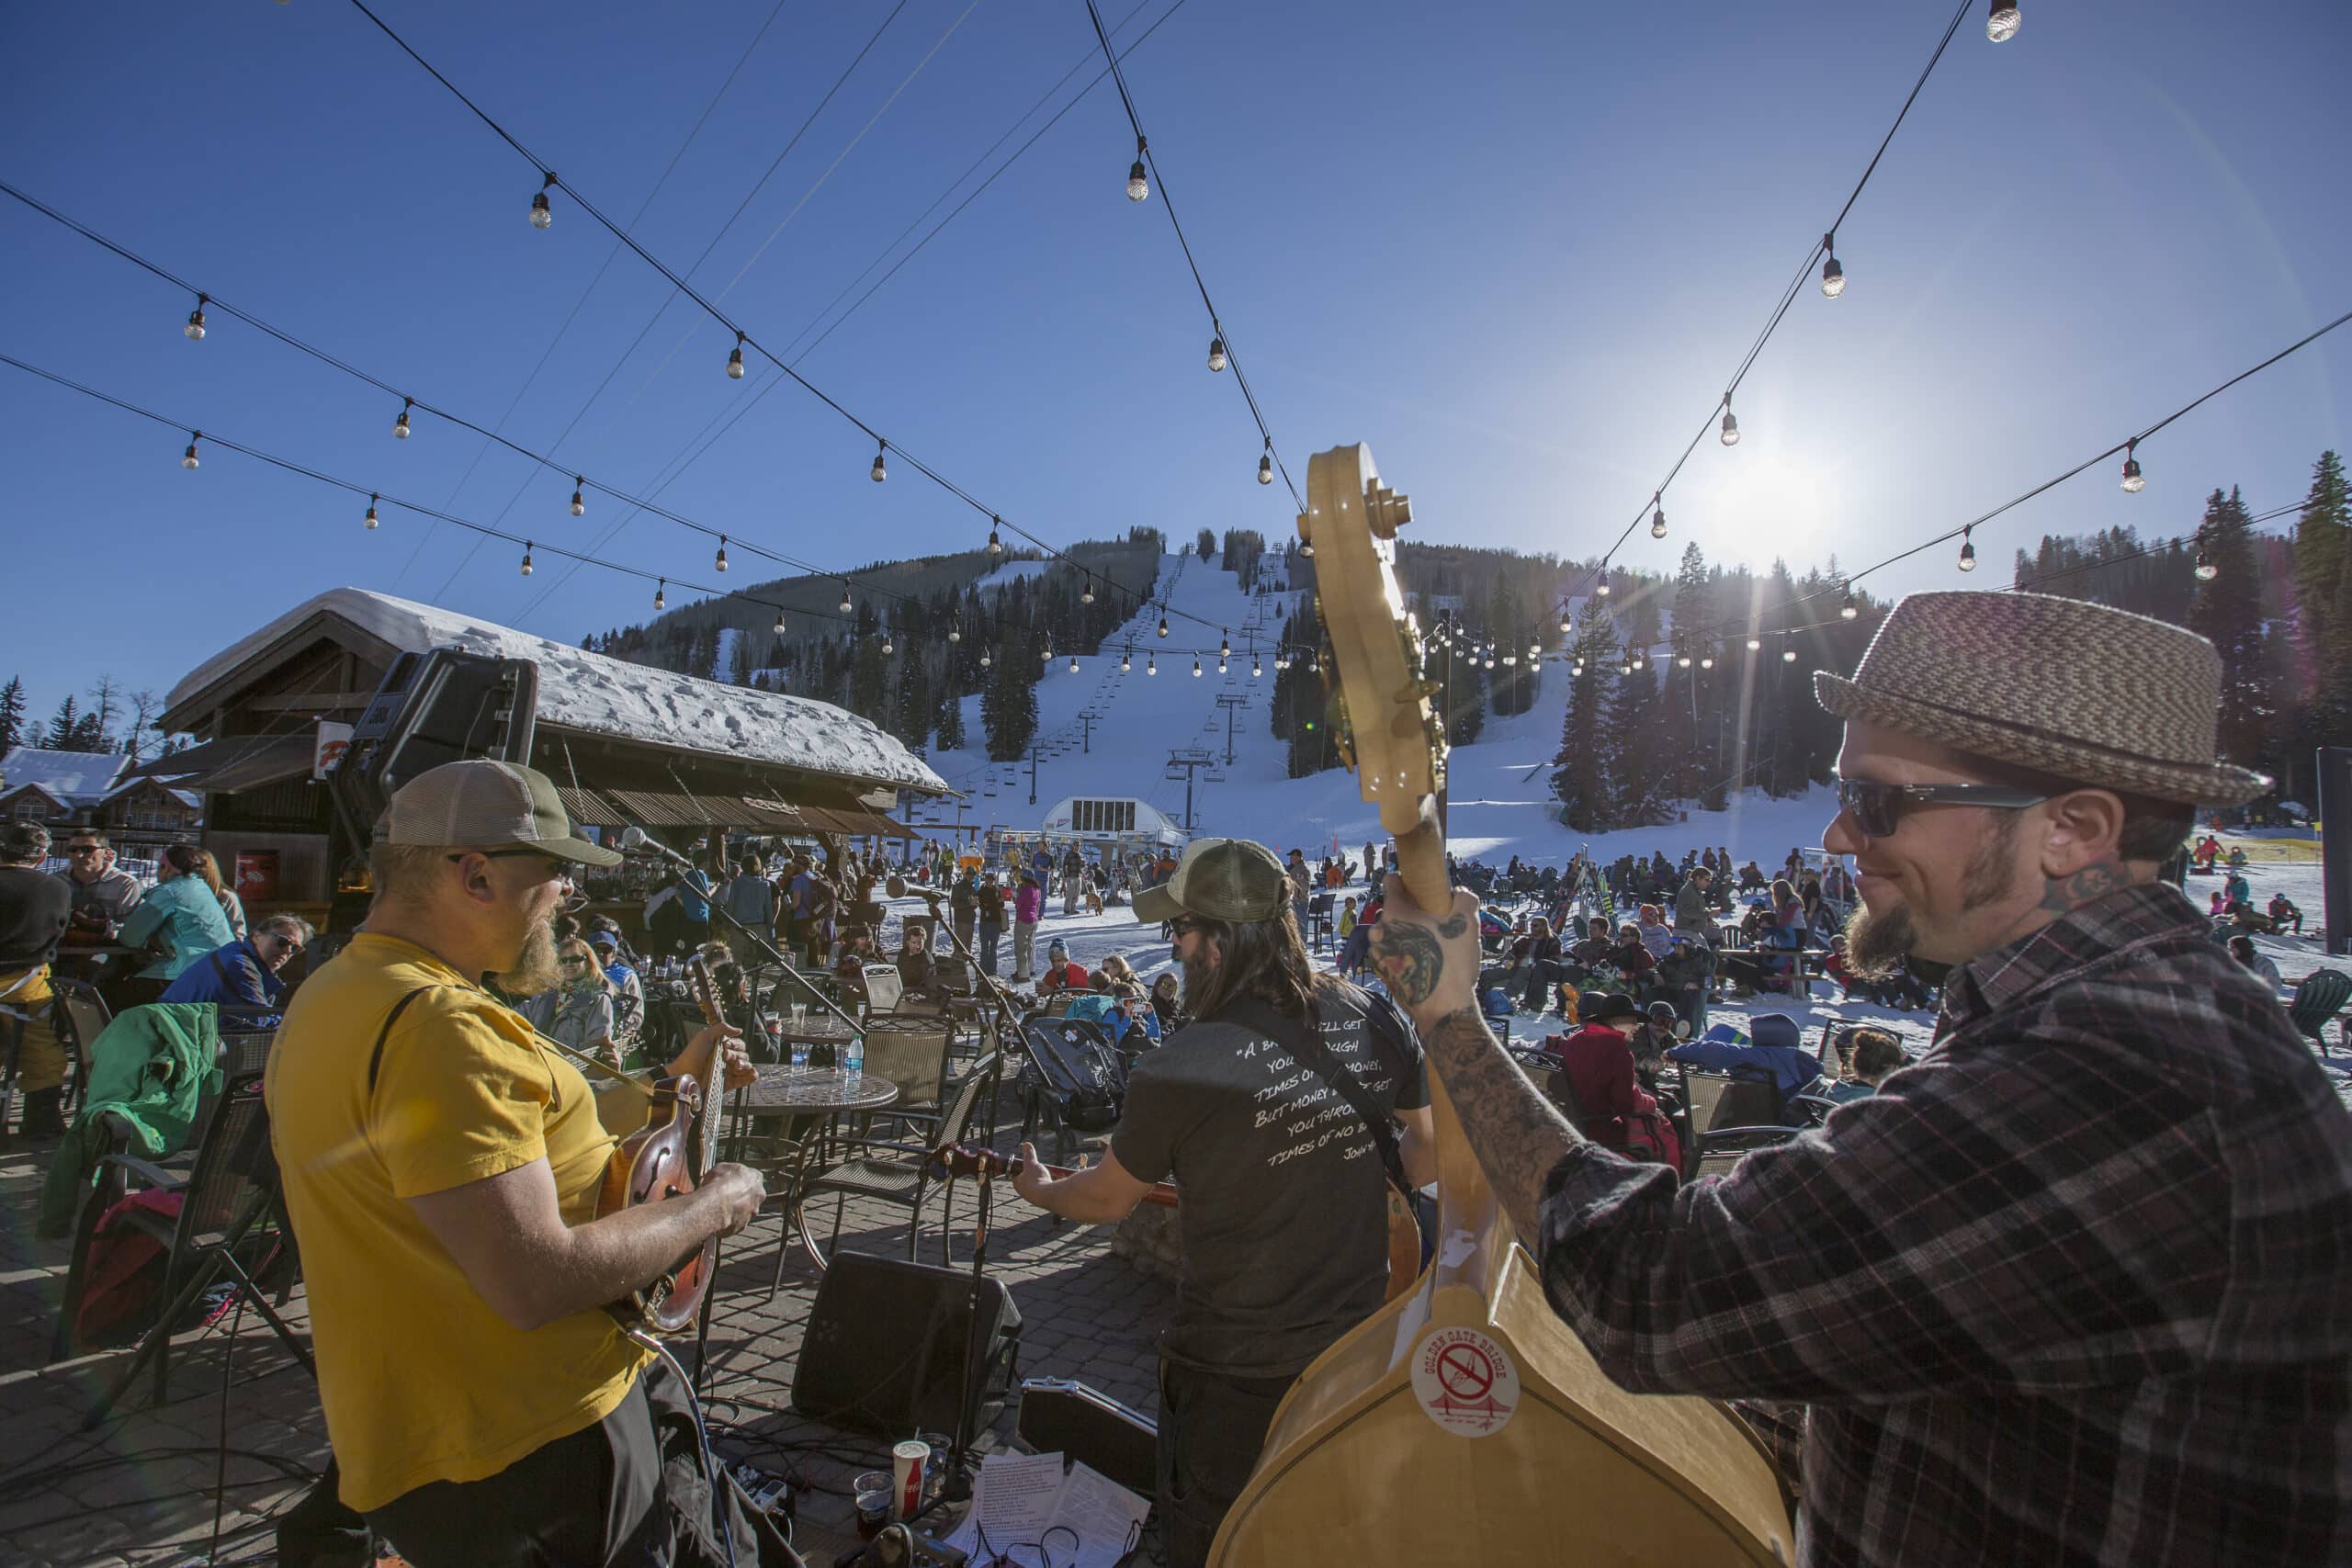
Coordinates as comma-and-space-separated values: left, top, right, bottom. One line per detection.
491, 916, 562, 997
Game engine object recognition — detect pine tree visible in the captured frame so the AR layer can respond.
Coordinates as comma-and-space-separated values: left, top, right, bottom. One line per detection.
2188, 487, 2273, 767
0, 677, 25, 759
2291, 449, 2349, 678
43, 694, 82, 750
981, 631, 1039, 761
894, 649, 933, 750
935, 679, 967, 752
1549, 600, 1618, 829
850, 635, 890, 726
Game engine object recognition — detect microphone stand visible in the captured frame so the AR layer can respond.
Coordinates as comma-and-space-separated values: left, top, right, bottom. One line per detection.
890, 878, 1034, 1505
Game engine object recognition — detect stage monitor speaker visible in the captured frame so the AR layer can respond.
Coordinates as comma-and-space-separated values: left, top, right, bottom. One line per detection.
1016, 1378, 1157, 1500
791, 1251, 1021, 1438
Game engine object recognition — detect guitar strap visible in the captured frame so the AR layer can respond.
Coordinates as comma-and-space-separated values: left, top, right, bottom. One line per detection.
1220, 994, 1414, 1202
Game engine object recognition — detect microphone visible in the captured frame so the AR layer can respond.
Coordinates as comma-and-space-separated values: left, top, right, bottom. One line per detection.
888, 872, 947, 902
617, 823, 695, 873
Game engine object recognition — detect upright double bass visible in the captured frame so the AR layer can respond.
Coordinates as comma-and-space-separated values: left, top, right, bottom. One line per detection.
1207, 445, 1793, 1565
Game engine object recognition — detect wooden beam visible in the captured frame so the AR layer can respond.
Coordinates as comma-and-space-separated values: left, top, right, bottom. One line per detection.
243, 692, 377, 713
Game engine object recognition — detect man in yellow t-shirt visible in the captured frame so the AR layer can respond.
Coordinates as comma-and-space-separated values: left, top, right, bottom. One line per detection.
267, 760, 791, 1566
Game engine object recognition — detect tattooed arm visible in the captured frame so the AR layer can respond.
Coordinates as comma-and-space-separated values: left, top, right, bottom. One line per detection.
1369, 878, 1586, 1249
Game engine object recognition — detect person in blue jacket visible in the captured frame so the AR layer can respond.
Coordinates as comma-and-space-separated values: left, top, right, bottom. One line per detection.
1665, 1012, 1826, 1122
160, 913, 315, 1008
117, 844, 237, 991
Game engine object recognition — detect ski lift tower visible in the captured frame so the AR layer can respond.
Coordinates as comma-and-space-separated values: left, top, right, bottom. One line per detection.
1163, 747, 1216, 832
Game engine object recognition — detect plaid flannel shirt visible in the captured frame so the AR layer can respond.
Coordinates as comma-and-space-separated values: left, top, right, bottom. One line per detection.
1537, 881, 2352, 1566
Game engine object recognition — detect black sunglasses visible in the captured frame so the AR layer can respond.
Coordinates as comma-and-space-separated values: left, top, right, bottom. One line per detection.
1167, 917, 1209, 938
66, 844, 103, 854
1834, 777, 2047, 840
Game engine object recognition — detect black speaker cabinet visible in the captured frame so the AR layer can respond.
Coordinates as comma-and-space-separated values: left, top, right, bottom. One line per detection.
1016, 1378, 1158, 1500
791, 1252, 1021, 1438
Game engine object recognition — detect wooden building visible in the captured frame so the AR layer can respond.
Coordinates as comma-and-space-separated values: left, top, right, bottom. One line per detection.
154, 587, 948, 922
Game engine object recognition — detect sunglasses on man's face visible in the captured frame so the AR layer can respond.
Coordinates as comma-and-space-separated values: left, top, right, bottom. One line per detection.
1834, 777, 2048, 841
67, 845, 103, 855
1168, 918, 1208, 939
560, 956, 589, 969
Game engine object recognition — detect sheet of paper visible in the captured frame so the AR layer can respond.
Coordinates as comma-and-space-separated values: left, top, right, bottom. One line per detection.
1052, 1461, 1152, 1568
943, 1450, 1068, 1562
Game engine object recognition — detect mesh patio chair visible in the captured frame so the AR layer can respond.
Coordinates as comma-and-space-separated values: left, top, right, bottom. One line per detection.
787, 1052, 1001, 1280
2289, 970, 2351, 1057
49, 977, 113, 1118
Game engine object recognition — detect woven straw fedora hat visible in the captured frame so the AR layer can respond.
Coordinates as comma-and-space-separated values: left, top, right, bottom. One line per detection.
1813, 591, 2269, 806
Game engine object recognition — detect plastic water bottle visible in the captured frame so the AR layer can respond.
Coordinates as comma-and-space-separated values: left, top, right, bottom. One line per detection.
843, 1032, 865, 1079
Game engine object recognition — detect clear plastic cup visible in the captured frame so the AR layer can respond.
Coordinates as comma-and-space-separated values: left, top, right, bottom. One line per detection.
853, 1471, 892, 1540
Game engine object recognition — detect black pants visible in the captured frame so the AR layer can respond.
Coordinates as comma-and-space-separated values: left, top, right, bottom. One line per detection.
1156, 1359, 1297, 1568
365, 1364, 801, 1568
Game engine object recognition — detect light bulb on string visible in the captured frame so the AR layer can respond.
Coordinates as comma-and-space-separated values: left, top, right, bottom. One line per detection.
364, 495, 379, 530
1841, 590, 1858, 620
774, 611, 787, 636
1069, 655, 1080, 674
883, 632, 896, 655
1986, 0, 2020, 42
1820, 233, 1845, 298
1781, 637, 1798, 664
987, 520, 1003, 556
1219, 656, 1230, 674
1219, 633, 1231, 659
653, 579, 667, 612
1700, 653, 1714, 670
1650, 494, 1668, 539
1631, 650, 1645, 671
1258, 442, 1273, 486
1148, 655, 1158, 676
1719, 394, 1740, 446
840, 586, 854, 615
570, 478, 585, 517
1252, 658, 1262, 678
1678, 650, 1692, 669
1747, 633, 1762, 651
870, 442, 888, 483
529, 173, 556, 230
1502, 653, 1517, 667
980, 647, 992, 668
1127, 138, 1149, 202
1528, 643, 1541, 662
181, 433, 201, 469
1192, 656, 1204, 678
1958, 525, 1978, 572
2195, 541, 2218, 581
1080, 576, 1094, 604
947, 624, 961, 643
1158, 615, 1170, 638
714, 537, 729, 573
2120, 438, 2145, 493
1207, 336, 1227, 373
1121, 649, 1132, 672
393, 398, 413, 439
184, 294, 208, 340
1620, 656, 1633, 676
520, 542, 534, 577
727, 333, 746, 380
1597, 559, 1611, 596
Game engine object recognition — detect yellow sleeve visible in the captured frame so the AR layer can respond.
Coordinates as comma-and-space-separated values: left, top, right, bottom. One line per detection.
370, 998, 558, 1199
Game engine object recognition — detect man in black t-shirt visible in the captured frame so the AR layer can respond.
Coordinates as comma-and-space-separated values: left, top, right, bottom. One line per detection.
1, 822, 77, 1135
1010, 836, 1434, 1567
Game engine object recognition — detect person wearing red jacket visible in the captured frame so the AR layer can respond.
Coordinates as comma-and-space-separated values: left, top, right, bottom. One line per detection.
1035, 937, 1091, 996
1549, 992, 1679, 1169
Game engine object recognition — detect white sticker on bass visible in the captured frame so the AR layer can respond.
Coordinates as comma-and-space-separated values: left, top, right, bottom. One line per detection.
1410, 1326, 1519, 1438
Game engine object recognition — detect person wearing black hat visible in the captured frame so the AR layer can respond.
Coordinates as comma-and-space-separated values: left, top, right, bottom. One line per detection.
1544, 993, 1678, 1170
1008, 836, 1436, 1567
1368, 591, 2352, 1567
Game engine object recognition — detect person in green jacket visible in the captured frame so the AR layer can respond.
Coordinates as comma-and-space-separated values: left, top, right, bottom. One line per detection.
117, 844, 237, 986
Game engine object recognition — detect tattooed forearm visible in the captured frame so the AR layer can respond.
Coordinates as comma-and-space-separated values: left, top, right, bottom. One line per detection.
1420, 1005, 1585, 1250
1368, 911, 1468, 1007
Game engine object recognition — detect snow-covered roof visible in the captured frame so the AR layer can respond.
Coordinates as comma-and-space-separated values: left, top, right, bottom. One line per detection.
0, 781, 72, 811
99, 775, 202, 810
0, 747, 130, 806
166, 588, 948, 795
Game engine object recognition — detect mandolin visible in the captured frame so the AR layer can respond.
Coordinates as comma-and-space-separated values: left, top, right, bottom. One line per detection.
595, 953, 729, 1335
1206, 445, 1793, 1565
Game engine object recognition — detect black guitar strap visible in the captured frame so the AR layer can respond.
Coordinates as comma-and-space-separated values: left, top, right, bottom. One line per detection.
365, 987, 442, 1094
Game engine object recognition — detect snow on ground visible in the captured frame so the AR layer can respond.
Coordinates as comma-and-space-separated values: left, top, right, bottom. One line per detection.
971, 558, 1052, 594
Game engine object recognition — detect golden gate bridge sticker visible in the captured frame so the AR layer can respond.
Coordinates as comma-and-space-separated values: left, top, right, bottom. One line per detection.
1410, 1325, 1520, 1437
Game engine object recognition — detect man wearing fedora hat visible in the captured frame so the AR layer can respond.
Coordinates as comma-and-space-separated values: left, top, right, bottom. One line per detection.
266, 761, 796, 1565
1367, 592, 2352, 1566
1007, 836, 1436, 1566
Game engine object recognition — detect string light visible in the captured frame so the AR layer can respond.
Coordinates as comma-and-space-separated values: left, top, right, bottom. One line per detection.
1219, 632, 1230, 659
1678, 650, 1692, 669
2194, 531, 2218, 581
520, 541, 534, 577
1986, 0, 2021, 43
1069, 654, 1080, 674
364, 494, 379, 530
1158, 615, 1170, 638
1620, 654, 1633, 676
1080, 575, 1095, 604
1781, 636, 1798, 663
840, 586, 854, 615
1258, 443, 1272, 486
1747, 633, 1762, 651
1207, 336, 1227, 373
870, 441, 887, 483
529, 173, 556, 230
1630, 650, 1645, 671
774, 611, 787, 636
1218, 655, 1229, 673
1251, 657, 1261, 678
715, 536, 729, 573
393, 398, 413, 439
184, 294, 208, 341
987, 519, 1002, 556
1121, 648, 1132, 672
1719, 394, 1740, 447
1192, 655, 1203, 677
1820, 233, 1846, 298
1958, 524, 1978, 571
946, 621, 961, 643
980, 647, 992, 668
653, 578, 666, 612
570, 478, 585, 516
1841, 589, 1858, 619
1148, 654, 1158, 675
1597, 559, 1611, 596
1502, 652, 1517, 667
727, 333, 746, 380
1700, 653, 1714, 670
883, 631, 896, 655
2120, 437, 2145, 493
181, 432, 200, 469
1528, 643, 1541, 661
1300, 537, 1315, 558
1127, 137, 1149, 202
1650, 495, 1667, 539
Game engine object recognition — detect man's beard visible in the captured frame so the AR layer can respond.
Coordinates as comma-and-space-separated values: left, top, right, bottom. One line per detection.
1844, 816, 2019, 977
490, 916, 562, 996
1180, 947, 1215, 1006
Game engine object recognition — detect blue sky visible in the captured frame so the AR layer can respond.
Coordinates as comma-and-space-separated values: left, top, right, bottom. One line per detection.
3, 0, 2346, 733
